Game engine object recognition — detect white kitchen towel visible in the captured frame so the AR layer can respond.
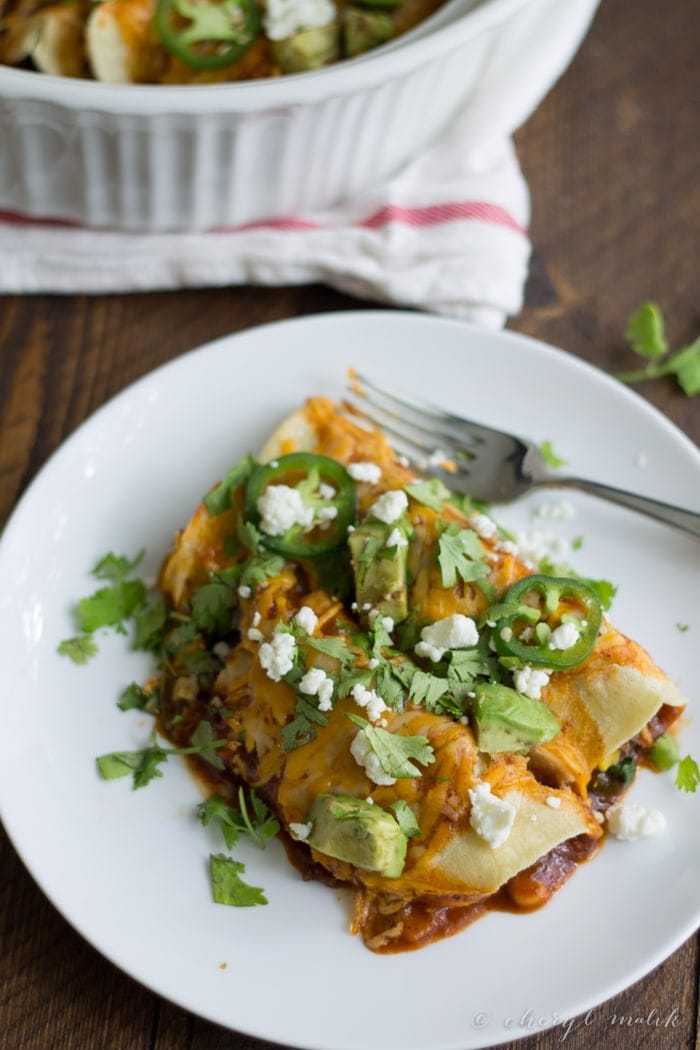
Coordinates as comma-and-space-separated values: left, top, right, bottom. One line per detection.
0, 0, 601, 325
0, 132, 529, 327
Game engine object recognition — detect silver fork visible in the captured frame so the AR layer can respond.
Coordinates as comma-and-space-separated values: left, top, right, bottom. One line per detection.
347, 372, 700, 538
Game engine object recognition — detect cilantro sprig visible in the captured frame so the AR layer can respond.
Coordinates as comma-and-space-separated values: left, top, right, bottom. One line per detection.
615, 303, 700, 396
58, 550, 150, 664
96, 724, 227, 789
199, 789, 279, 908
199, 787, 280, 849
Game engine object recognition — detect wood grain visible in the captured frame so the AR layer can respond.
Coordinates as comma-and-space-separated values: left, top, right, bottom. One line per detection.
0, 0, 698, 1047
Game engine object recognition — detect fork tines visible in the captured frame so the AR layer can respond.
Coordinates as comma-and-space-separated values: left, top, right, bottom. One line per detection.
346, 371, 479, 477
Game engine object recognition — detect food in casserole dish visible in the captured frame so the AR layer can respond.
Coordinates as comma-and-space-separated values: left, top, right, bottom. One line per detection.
0, 0, 448, 80
135, 393, 686, 953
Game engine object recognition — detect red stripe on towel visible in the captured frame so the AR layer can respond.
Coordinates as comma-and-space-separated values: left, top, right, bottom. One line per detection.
225, 201, 526, 236
0, 201, 527, 237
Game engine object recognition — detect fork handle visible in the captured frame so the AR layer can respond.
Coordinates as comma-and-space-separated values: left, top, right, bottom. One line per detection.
550, 477, 700, 537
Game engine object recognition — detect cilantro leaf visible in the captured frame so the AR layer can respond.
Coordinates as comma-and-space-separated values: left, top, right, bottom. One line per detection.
132, 598, 169, 651
405, 667, 450, 710
182, 648, 222, 676
281, 694, 329, 752
57, 634, 99, 665
190, 720, 226, 770
675, 755, 700, 793
447, 647, 489, 685
237, 518, 262, 554
306, 636, 355, 665
539, 441, 567, 469
199, 793, 244, 849
437, 524, 489, 589
190, 579, 235, 636
91, 550, 145, 583
239, 553, 285, 590
132, 747, 169, 789
390, 800, 421, 838
670, 337, 700, 396
581, 576, 617, 612
164, 619, 201, 655
337, 666, 375, 698
347, 713, 435, 778
117, 681, 157, 712
210, 854, 268, 907
405, 478, 453, 512
237, 787, 280, 847
77, 579, 147, 633
624, 302, 667, 359
204, 454, 256, 516
373, 664, 406, 711
538, 556, 617, 612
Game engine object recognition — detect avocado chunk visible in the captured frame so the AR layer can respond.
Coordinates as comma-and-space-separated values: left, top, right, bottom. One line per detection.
306, 793, 407, 877
272, 23, 340, 73
348, 521, 409, 625
472, 683, 560, 754
343, 7, 394, 58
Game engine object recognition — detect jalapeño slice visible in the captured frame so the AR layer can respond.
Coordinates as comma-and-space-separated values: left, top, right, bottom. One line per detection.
245, 452, 356, 559
491, 574, 602, 670
155, 0, 260, 71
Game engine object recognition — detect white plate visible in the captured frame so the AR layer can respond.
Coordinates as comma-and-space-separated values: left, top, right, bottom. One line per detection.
1, 311, 698, 1050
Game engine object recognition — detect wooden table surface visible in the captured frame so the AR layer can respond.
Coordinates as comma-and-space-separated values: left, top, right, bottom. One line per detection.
1, 0, 698, 1047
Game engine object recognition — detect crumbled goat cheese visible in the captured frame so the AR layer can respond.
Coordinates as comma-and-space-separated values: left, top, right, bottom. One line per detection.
513, 665, 552, 700
247, 627, 264, 642
513, 529, 572, 568
238, 584, 252, 598
351, 682, 388, 723
258, 628, 296, 681
549, 622, 581, 650
415, 613, 479, 662
368, 610, 394, 633
470, 512, 498, 539
606, 801, 666, 840
315, 505, 338, 528
369, 489, 408, 524
534, 500, 576, 520
385, 527, 408, 549
347, 461, 382, 484
350, 729, 396, 785
468, 781, 516, 849
288, 821, 313, 841
299, 667, 334, 711
294, 605, 318, 634
318, 482, 336, 500
257, 484, 313, 536
263, 0, 336, 40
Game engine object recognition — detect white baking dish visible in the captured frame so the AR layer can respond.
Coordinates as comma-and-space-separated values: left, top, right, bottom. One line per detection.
0, 0, 599, 231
